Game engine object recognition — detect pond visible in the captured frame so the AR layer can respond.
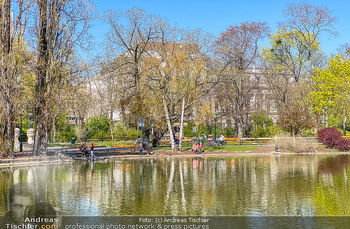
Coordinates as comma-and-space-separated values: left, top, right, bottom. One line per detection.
1, 154, 350, 217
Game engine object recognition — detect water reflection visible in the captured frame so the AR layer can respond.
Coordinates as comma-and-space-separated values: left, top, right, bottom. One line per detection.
318, 155, 350, 175
1, 155, 350, 216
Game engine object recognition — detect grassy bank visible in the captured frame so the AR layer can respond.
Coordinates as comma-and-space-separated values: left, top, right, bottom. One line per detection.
153, 145, 261, 152
204, 145, 260, 152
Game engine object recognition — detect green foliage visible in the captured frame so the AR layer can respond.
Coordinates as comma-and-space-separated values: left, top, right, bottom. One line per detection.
249, 111, 279, 137
222, 127, 235, 136
301, 129, 317, 137
57, 125, 76, 142
311, 55, 350, 115
183, 122, 195, 137
326, 114, 350, 134
262, 28, 320, 82
86, 116, 110, 138
56, 112, 76, 142
183, 122, 234, 138
114, 122, 140, 140
251, 111, 273, 126
198, 124, 212, 137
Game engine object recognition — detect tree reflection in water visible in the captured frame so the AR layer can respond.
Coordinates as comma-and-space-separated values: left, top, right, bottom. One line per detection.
0, 155, 350, 216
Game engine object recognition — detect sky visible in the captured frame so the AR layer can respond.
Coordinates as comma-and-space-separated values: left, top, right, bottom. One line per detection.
92, 0, 350, 56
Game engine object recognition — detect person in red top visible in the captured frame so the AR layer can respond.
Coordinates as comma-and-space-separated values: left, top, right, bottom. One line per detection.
199, 142, 204, 154
90, 143, 95, 159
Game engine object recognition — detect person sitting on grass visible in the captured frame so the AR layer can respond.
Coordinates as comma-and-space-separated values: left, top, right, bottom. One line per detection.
192, 142, 199, 154
199, 142, 204, 154
275, 145, 280, 153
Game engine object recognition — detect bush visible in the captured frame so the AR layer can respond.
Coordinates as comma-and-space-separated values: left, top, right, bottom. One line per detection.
335, 138, 350, 151
249, 111, 280, 137
86, 116, 110, 138
222, 127, 235, 137
57, 124, 76, 142
276, 136, 317, 153
114, 123, 140, 140
301, 129, 317, 137
318, 127, 342, 149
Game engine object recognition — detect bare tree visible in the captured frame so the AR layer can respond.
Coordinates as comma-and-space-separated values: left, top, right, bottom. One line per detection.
102, 8, 166, 114
213, 22, 269, 138
33, 0, 94, 155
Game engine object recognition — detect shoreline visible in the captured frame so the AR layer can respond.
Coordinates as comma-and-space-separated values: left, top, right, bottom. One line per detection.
1, 145, 349, 168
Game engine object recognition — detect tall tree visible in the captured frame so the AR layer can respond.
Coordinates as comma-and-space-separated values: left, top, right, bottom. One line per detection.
261, 3, 336, 136
102, 8, 167, 127
0, 0, 31, 156
103, 9, 215, 149
281, 2, 337, 75
213, 21, 269, 138
33, 0, 93, 155
311, 55, 350, 134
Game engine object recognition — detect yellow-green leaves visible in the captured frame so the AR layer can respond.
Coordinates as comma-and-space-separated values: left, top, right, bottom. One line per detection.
262, 28, 321, 82
311, 55, 350, 114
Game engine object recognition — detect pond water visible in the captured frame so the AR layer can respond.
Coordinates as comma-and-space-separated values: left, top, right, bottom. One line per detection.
1, 154, 350, 216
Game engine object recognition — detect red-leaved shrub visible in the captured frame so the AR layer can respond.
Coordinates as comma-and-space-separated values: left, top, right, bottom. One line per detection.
318, 127, 343, 149
336, 138, 350, 151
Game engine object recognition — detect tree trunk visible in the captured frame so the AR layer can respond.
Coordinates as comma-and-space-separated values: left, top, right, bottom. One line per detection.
52, 116, 57, 142
0, 0, 15, 157
179, 96, 185, 151
2, 101, 15, 156
237, 120, 244, 138
33, 0, 49, 156
109, 121, 114, 143
236, 78, 245, 138
163, 96, 175, 152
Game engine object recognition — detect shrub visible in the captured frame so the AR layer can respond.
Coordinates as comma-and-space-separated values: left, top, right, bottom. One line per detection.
276, 136, 317, 153
335, 138, 350, 151
114, 123, 140, 140
222, 127, 235, 137
317, 127, 350, 151
57, 124, 75, 142
249, 111, 278, 137
318, 127, 342, 149
302, 129, 317, 137
86, 116, 110, 138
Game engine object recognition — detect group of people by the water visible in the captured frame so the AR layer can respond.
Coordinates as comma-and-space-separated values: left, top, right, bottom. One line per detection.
191, 141, 204, 154
191, 134, 226, 154
137, 136, 154, 156
77, 133, 226, 158
79, 136, 95, 159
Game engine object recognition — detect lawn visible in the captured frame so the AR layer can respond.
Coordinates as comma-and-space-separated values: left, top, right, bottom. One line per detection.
47, 142, 262, 152
204, 145, 260, 152
153, 145, 261, 152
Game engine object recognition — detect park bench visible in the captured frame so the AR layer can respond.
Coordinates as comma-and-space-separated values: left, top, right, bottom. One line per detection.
226, 138, 241, 144
111, 145, 140, 155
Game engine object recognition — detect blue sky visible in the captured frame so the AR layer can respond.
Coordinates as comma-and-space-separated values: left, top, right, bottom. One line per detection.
92, 0, 350, 56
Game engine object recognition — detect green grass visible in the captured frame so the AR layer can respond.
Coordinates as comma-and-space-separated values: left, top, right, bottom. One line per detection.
47, 141, 261, 152
47, 141, 137, 148
204, 145, 260, 152
153, 145, 261, 152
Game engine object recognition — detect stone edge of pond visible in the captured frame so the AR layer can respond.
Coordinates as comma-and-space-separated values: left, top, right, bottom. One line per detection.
2, 151, 350, 168
0, 156, 75, 167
